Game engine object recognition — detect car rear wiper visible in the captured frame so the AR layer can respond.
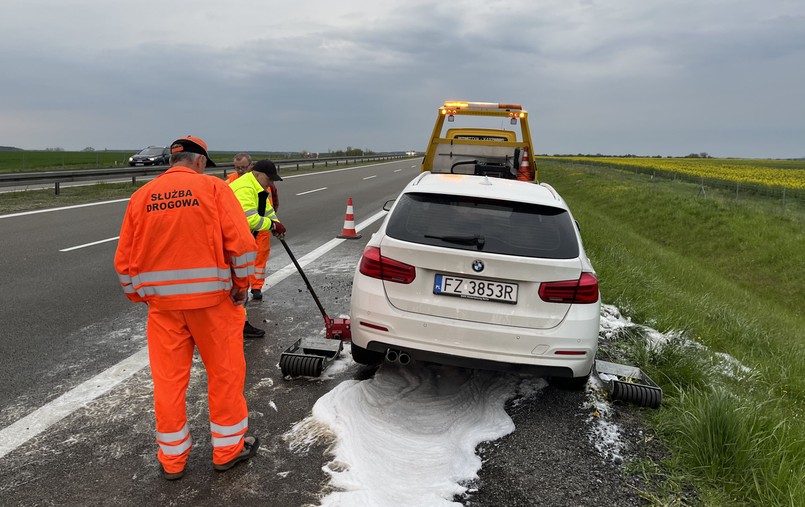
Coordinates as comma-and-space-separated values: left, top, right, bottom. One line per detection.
425, 234, 486, 250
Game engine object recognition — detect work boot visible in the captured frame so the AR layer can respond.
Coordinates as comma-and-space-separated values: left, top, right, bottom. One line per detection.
250, 289, 263, 300
213, 436, 260, 472
243, 321, 265, 339
161, 467, 185, 481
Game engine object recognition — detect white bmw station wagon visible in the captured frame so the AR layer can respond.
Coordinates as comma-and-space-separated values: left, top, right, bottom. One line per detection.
350, 172, 601, 386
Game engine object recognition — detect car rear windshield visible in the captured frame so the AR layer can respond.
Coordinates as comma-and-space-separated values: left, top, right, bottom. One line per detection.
385, 193, 580, 259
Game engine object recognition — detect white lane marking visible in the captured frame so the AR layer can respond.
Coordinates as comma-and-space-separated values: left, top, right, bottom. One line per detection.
296, 187, 327, 196
60, 236, 120, 252
0, 209, 388, 459
0, 348, 148, 459
363, 175, 377, 180
410, 165, 417, 168
0, 199, 131, 219
395, 169, 403, 172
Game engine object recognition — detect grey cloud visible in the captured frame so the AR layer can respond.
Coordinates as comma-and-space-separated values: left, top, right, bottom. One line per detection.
1, 1, 803, 157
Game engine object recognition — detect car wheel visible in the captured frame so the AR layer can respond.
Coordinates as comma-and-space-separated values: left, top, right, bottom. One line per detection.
351, 342, 383, 365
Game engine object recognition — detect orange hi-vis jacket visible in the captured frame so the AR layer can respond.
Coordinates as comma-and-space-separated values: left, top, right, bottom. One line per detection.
115, 166, 258, 310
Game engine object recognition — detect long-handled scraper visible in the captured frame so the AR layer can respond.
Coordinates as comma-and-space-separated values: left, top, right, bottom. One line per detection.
277, 239, 351, 377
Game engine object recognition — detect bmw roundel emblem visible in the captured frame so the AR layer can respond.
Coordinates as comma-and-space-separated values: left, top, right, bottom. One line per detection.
472, 260, 484, 272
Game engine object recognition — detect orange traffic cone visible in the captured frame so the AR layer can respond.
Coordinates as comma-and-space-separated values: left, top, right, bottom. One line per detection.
337, 197, 362, 239
517, 147, 533, 181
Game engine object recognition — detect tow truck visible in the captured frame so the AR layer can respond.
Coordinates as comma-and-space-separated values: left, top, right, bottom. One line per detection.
416, 100, 663, 407
421, 101, 537, 181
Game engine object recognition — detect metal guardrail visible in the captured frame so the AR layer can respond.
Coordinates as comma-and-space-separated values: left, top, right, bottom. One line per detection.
0, 154, 407, 194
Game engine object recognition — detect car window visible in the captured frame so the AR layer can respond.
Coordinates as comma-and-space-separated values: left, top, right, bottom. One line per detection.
139, 148, 164, 156
385, 193, 580, 259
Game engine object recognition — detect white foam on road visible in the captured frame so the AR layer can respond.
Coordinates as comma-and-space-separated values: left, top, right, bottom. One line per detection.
285, 363, 546, 506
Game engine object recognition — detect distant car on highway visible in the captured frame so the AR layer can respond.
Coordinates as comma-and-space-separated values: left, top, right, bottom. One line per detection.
128, 146, 170, 166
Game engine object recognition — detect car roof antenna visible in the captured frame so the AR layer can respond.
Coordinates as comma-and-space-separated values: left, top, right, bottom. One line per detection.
480, 174, 493, 186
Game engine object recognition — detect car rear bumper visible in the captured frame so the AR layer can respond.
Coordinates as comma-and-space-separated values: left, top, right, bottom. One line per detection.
364, 340, 582, 377
351, 277, 599, 378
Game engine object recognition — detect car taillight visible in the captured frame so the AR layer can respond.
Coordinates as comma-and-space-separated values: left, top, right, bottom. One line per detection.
538, 272, 599, 304
358, 246, 416, 284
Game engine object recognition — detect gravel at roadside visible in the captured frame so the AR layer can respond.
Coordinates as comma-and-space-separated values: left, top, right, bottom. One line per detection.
465, 385, 665, 507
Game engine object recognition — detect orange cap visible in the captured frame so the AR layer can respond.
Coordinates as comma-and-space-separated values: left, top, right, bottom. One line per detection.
170, 135, 216, 167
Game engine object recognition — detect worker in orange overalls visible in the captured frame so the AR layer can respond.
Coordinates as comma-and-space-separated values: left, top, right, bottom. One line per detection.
115, 136, 260, 480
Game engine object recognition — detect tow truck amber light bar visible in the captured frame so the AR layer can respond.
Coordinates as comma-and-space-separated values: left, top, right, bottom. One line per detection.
442, 101, 523, 111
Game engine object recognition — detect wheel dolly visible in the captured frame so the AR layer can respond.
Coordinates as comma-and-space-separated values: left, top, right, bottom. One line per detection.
277, 239, 351, 378
593, 360, 663, 409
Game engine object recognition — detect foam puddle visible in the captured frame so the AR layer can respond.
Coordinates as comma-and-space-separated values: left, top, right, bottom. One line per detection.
286, 363, 540, 506
284, 303, 755, 505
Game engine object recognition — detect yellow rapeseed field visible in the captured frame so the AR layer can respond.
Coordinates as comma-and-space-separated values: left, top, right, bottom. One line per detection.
548, 157, 805, 190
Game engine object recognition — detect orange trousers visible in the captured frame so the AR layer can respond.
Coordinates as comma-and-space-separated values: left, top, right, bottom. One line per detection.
146, 297, 249, 473
251, 230, 272, 291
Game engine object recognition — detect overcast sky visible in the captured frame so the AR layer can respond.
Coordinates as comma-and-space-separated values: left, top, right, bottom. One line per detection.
1, 0, 803, 157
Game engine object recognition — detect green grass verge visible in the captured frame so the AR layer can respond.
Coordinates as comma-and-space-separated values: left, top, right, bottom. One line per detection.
0, 151, 134, 172
541, 160, 805, 505
0, 182, 146, 213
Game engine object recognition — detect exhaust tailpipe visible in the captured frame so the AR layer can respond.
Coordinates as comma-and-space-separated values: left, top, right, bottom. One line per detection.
384, 349, 411, 365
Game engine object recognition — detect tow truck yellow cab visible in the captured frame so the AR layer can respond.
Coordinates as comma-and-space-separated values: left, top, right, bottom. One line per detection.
421, 101, 537, 181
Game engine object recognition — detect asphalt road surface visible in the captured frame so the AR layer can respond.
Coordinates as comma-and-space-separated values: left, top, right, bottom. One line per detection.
0, 160, 656, 506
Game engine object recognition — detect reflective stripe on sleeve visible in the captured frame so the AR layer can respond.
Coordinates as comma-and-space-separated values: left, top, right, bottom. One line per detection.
254, 216, 265, 231
233, 266, 254, 278
245, 209, 258, 217
118, 273, 136, 293
231, 251, 257, 267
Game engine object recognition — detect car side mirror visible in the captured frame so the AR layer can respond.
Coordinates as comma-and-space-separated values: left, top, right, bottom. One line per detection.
382, 199, 395, 211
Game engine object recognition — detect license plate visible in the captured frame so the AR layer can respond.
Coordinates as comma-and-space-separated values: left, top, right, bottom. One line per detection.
135, 163, 144, 166
433, 274, 518, 304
